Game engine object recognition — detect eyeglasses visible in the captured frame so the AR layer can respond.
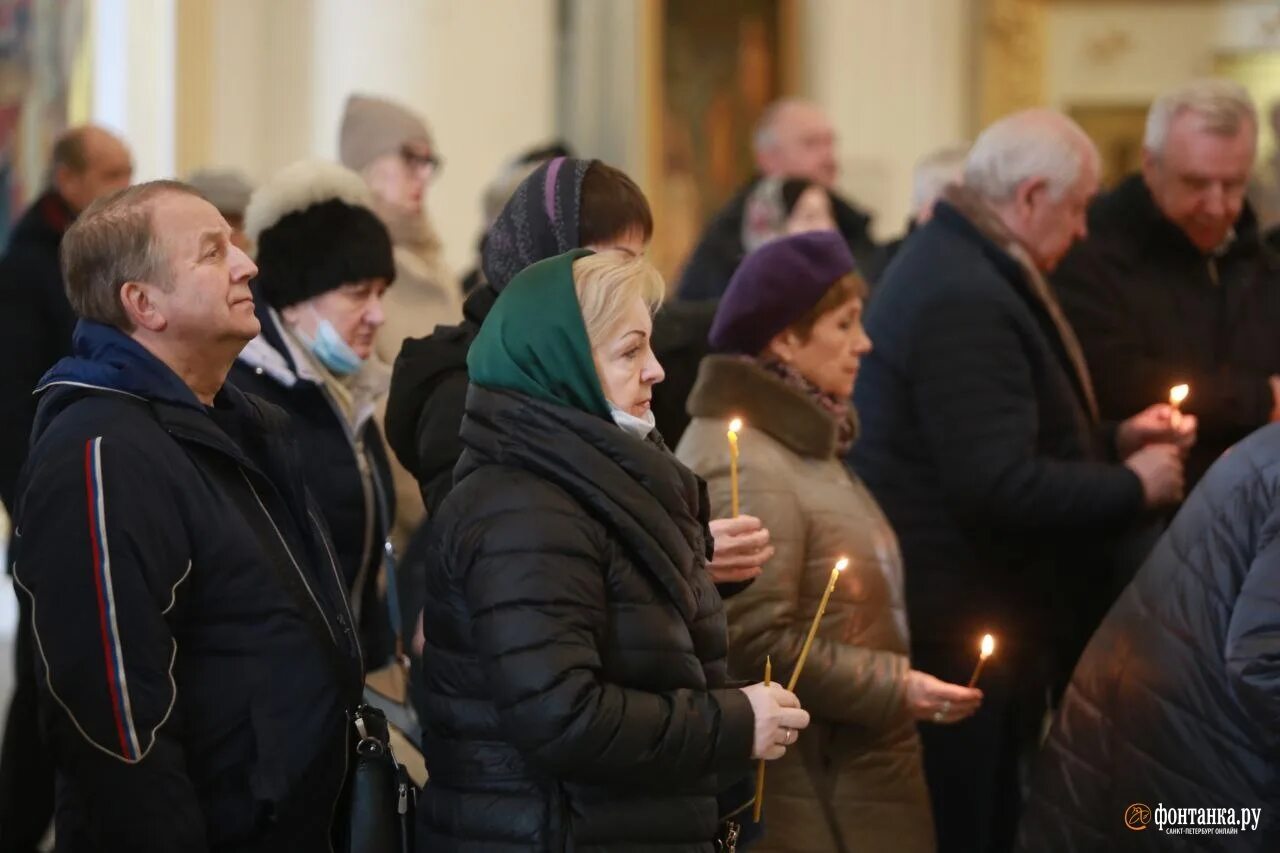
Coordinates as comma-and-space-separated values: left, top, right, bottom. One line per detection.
401, 146, 442, 177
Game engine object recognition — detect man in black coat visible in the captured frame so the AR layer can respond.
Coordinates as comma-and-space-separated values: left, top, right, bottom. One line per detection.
0, 125, 132, 511
675, 99, 878, 300
12, 181, 362, 851
0, 124, 131, 853
1018, 423, 1280, 851
850, 109, 1192, 853
1054, 79, 1280, 489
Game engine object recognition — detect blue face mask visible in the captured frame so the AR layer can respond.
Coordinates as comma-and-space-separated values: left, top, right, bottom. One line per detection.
299, 313, 364, 376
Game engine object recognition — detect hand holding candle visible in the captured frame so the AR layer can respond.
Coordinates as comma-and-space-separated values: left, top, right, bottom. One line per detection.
787, 558, 848, 692
968, 634, 995, 688
727, 418, 743, 517
752, 656, 771, 823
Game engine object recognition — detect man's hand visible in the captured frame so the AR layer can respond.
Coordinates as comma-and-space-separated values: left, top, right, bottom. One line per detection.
1116, 403, 1197, 459
1124, 443, 1185, 507
707, 515, 774, 585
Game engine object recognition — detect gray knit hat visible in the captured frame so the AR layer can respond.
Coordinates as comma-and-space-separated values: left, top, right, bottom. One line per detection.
339, 93, 435, 172
186, 169, 254, 218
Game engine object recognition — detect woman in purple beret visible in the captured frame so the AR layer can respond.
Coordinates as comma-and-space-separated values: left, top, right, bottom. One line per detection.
676, 231, 983, 853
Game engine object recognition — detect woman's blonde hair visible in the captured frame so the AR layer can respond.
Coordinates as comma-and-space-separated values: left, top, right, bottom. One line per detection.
571, 251, 666, 346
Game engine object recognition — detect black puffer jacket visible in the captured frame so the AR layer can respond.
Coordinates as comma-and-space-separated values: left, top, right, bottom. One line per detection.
384, 284, 496, 515
229, 300, 396, 668
416, 385, 756, 852
1018, 423, 1280, 851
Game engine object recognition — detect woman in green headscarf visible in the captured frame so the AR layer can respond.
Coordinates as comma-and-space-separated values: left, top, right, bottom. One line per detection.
415, 249, 810, 851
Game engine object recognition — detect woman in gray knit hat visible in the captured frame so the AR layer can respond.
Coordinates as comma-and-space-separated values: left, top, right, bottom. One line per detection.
339, 93, 460, 363
339, 93, 461, 550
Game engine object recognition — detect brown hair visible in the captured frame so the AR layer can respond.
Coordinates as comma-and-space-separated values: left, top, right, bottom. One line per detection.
61, 180, 202, 331
786, 272, 868, 341
579, 162, 654, 247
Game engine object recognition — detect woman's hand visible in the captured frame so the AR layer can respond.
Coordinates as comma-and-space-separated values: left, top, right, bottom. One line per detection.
905, 670, 983, 724
707, 515, 774, 585
739, 682, 811, 760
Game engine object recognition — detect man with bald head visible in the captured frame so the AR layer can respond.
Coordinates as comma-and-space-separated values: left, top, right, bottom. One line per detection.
1054, 79, 1280, 490
675, 98, 878, 299
0, 124, 131, 853
850, 109, 1193, 853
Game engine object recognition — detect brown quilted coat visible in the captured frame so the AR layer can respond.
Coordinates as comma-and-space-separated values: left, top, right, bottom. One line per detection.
676, 356, 934, 853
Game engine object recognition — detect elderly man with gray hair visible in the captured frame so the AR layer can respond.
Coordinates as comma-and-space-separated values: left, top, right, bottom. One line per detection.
849, 108, 1195, 853
1054, 78, 1280, 491
675, 98, 879, 300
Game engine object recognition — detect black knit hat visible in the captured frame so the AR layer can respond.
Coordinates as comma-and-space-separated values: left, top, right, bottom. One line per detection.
244, 159, 396, 310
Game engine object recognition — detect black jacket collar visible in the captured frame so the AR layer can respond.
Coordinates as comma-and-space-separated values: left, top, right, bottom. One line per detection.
1091, 173, 1268, 264
458, 385, 710, 621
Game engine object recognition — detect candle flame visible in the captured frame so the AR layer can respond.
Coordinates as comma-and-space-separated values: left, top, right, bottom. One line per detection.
1169, 384, 1189, 407
728, 417, 743, 434
980, 634, 995, 658
834, 557, 849, 573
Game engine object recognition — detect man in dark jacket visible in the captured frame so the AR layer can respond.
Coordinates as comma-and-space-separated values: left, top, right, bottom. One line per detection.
676, 99, 878, 300
1018, 423, 1280, 851
12, 181, 362, 851
850, 109, 1192, 853
1054, 79, 1280, 489
0, 125, 132, 510
0, 124, 131, 853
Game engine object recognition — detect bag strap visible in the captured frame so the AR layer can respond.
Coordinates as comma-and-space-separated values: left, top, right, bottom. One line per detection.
369, 462, 408, 667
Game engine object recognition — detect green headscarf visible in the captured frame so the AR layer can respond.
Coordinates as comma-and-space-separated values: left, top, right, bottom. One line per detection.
467, 249, 612, 419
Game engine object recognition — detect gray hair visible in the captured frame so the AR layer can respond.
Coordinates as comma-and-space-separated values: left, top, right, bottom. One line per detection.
911, 145, 969, 216
62, 181, 201, 331
1144, 78, 1257, 155
964, 109, 1098, 204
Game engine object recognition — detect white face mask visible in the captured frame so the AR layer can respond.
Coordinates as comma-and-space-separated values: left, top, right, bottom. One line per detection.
609, 403, 657, 440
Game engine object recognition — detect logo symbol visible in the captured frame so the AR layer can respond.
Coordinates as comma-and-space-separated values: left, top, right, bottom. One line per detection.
1126, 804, 1152, 831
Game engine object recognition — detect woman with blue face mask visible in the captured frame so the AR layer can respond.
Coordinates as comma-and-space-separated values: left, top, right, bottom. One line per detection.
228, 159, 398, 670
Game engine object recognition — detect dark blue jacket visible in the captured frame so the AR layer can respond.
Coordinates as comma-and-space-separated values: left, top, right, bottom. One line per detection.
1018, 423, 1280, 851
13, 320, 364, 852
229, 299, 396, 668
849, 202, 1145, 665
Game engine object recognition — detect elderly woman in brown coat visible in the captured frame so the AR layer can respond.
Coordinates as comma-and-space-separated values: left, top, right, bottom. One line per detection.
676, 231, 983, 853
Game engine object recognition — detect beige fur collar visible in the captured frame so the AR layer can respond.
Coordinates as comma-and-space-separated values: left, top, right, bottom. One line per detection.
685, 355, 841, 459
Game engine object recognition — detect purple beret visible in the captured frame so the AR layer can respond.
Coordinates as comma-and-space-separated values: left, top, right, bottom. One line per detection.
709, 230, 857, 355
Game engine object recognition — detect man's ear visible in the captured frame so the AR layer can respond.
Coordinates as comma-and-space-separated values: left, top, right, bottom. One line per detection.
119, 280, 167, 333
1014, 175, 1049, 220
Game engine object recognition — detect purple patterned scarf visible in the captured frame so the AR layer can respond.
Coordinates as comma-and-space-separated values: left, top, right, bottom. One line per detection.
753, 356, 859, 455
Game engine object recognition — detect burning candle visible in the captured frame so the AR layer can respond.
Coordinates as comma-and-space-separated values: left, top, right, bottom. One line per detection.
727, 418, 743, 517
1169, 384, 1189, 429
787, 558, 849, 692
967, 634, 995, 688
753, 655, 772, 823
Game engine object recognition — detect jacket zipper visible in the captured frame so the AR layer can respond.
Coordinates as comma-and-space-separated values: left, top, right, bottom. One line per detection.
310, 508, 363, 667
240, 469, 338, 647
